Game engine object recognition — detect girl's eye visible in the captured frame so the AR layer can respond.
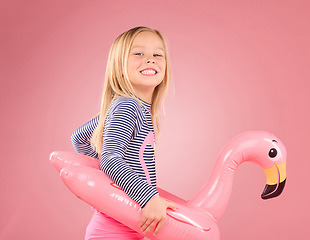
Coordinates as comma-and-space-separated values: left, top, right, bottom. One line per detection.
154, 54, 163, 57
134, 53, 143, 56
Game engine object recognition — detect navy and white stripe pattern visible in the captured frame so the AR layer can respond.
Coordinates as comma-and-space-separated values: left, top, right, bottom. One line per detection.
71, 96, 158, 208
71, 117, 99, 159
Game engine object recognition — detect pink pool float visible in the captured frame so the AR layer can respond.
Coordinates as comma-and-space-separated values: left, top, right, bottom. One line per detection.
50, 131, 287, 240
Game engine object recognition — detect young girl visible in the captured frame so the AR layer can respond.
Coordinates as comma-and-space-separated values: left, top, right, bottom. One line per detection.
71, 26, 176, 240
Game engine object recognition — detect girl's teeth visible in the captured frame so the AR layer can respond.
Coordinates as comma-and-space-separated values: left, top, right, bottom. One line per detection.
141, 70, 156, 75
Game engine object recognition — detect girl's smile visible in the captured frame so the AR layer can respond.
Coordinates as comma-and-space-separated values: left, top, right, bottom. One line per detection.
140, 68, 157, 76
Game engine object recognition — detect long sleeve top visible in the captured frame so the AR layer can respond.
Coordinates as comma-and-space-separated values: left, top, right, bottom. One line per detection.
71, 96, 158, 208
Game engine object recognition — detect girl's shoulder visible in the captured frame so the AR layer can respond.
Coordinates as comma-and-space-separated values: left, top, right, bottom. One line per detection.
110, 96, 140, 113
114, 95, 139, 104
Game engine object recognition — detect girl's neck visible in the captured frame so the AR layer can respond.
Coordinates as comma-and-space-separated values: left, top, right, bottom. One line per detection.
134, 89, 153, 104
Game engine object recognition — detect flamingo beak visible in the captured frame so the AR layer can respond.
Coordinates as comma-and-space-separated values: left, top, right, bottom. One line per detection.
261, 160, 287, 199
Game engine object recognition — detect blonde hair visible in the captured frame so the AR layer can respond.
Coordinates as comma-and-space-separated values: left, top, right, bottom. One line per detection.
90, 26, 171, 154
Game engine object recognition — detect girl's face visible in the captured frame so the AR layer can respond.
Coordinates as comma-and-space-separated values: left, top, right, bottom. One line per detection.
127, 31, 166, 102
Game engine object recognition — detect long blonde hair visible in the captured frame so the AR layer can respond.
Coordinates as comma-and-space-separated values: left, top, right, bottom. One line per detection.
90, 26, 171, 154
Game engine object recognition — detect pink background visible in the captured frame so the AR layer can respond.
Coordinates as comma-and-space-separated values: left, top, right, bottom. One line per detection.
1, 0, 309, 239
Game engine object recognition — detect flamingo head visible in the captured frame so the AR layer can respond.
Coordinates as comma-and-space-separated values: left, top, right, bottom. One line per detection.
237, 132, 287, 200
260, 137, 287, 200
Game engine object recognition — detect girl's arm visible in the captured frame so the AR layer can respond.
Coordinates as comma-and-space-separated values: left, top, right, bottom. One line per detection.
100, 99, 158, 208
71, 116, 99, 159
101, 99, 176, 235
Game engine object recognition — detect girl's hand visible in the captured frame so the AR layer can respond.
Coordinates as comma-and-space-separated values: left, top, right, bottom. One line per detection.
139, 195, 176, 235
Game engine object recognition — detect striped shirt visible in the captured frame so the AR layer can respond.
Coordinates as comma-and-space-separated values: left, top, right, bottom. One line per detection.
71, 96, 158, 208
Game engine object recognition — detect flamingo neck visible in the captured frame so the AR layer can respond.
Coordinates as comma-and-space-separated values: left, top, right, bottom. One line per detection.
188, 144, 243, 222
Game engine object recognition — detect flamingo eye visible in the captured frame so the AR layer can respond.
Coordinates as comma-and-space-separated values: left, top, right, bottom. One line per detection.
269, 148, 278, 158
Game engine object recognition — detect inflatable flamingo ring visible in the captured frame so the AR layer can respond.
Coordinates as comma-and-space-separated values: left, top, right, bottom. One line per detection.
50, 131, 286, 240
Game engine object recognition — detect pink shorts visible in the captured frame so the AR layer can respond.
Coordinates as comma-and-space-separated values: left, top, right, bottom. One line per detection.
85, 209, 144, 240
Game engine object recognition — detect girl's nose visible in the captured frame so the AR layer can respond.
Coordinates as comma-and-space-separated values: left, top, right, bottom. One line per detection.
146, 59, 156, 64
